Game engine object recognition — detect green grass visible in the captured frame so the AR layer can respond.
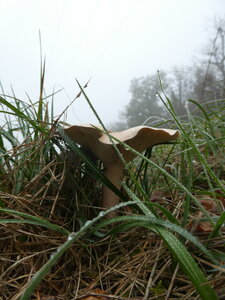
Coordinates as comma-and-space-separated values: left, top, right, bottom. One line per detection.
0, 74, 225, 299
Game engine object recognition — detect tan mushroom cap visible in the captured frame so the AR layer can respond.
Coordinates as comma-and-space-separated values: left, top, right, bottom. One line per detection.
99, 125, 179, 163
64, 124, 105, 149
64, 124, 179, 166
64, 124, 114, 166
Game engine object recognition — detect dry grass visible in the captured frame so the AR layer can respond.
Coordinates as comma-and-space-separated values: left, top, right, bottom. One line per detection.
1, 170, 225, 300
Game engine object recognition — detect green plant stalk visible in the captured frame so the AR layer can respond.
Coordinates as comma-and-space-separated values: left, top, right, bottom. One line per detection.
0, 96, 46, 134
122, 185, 218, 299
98, 131, 213, 222
122, 185, 217, 262
185, 100, 220, 195
75, 81, 219, 223
157, 92, 225, 196
19, 200, 137, 300
110, 219, 218, 299
95, 213, 217, 264
75, 81, 170, 216
209, 210, 225, 239
181, 144, 193, 226
0, 208, 69, 235
0, 219, 69, 235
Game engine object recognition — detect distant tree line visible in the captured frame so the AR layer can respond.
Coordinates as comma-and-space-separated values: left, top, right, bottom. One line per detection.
112, 18, 225, 130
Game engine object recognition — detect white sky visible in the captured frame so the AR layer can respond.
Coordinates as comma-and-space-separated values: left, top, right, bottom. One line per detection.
0, 0, 224, 126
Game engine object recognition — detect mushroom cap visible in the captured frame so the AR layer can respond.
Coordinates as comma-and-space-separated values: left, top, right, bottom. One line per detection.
64, 124, 179, 166
64, 124, 114, 165
64, 124, 105, 149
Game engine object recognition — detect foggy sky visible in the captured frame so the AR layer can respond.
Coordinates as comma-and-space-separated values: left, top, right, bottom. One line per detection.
0, 0, 225, 127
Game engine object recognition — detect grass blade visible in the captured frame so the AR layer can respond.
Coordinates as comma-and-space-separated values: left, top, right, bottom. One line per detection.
0, 208, 69, 235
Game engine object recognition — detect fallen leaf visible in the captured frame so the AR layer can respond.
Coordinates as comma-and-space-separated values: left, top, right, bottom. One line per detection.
195, 221, 214, 233
150, 191, 165, 202
80, 288, 108, 300
199, 197, 217, 213
214, 189, 225, 207
187, 212, 214, 234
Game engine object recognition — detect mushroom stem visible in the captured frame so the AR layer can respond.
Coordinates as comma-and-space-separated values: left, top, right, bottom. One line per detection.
102, 164, 124, 217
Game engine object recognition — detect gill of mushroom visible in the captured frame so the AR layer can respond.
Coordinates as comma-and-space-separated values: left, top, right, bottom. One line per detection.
64, 124, 179, 217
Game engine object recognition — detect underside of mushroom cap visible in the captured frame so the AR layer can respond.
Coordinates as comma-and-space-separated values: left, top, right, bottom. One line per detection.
64, 124, 117, 166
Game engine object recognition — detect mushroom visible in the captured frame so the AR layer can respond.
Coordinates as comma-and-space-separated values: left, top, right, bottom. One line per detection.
64, 124, 179, 217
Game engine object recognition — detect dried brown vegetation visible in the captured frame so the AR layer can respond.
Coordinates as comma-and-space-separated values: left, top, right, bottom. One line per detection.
1, 165, 225, 299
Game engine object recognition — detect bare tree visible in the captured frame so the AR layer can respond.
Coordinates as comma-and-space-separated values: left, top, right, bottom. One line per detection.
168, 66, 195, 116
114, 18, 225, 128
200, 18, 225, 101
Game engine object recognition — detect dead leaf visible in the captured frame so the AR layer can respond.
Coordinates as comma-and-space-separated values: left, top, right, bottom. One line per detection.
215, 189, 225, 207
196, 194, 225, 214
187, 212, 214, 234
199, 197, 217, 213
150, 191, 165, 202
195, 221, 214, 233
80, 288, 108, 300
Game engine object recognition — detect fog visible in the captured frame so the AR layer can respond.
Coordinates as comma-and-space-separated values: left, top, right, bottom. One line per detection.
0, 0, 224, 126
